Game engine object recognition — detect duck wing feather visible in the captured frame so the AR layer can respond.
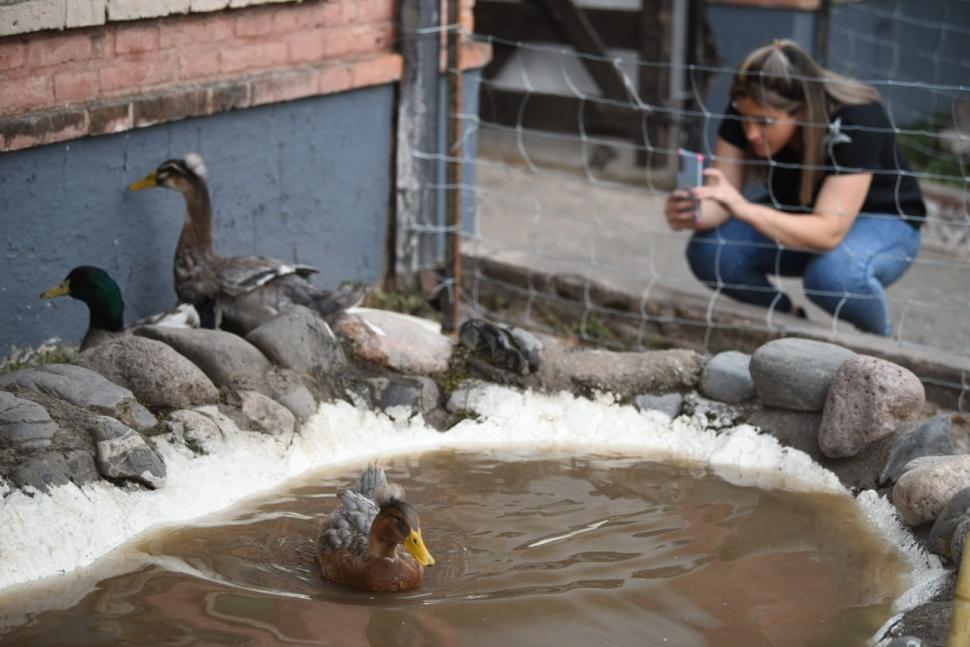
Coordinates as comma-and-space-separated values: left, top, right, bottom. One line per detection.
216, 255, 318, 297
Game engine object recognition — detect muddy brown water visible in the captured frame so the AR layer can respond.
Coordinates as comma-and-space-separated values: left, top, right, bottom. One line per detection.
1, 451, 907, 646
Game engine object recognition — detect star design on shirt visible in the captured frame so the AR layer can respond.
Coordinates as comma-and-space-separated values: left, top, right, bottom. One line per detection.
826, 116, 853, 155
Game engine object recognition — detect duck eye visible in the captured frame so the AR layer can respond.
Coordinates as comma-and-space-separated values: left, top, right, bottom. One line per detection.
394, 519, 409, 536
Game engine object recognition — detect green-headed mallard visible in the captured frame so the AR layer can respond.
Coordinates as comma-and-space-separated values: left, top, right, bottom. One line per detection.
317, 464, 435, 592
41, 266, 199, 351
129, 154, 365, 334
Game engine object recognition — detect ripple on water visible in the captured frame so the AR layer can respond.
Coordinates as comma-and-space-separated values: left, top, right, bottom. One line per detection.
0, 450, 907, 646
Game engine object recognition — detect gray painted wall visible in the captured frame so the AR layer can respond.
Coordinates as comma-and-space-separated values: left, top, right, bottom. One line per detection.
828, 0, 970, 128
2, 85, 394, 356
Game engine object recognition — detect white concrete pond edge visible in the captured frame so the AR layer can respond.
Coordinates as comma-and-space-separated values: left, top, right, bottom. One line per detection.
0, 382, 947, 635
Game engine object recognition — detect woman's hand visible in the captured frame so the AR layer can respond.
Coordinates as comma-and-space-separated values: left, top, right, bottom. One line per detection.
664, 189, 700, 230
692, 168, 749, 219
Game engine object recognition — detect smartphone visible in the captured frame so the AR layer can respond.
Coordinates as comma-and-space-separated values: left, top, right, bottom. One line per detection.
677, 148, 704, 222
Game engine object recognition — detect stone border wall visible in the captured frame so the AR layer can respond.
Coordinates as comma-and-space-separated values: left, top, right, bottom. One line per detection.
0, 0, 488, 151
463, 252, 970, 412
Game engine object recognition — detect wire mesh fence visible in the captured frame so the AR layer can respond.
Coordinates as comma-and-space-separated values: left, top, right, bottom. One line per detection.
398, 0, 970, 410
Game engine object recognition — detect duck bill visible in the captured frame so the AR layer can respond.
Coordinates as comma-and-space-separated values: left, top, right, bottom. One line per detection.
405, 529, 435, 567
40, 280, 70, 299
128, 171, 158, 192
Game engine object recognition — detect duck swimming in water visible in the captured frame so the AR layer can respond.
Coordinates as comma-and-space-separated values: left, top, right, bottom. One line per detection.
317, 465, 435, 592
41, 265, 199, 351
128, 153, 366, 334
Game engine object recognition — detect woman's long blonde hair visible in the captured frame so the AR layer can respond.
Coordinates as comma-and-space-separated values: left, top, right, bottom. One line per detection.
730, 39, 881, 205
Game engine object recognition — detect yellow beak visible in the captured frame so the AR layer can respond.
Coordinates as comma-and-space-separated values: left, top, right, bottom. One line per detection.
41, 280, 70, 299
128, 171, 158, 192
405, 529, 435, 567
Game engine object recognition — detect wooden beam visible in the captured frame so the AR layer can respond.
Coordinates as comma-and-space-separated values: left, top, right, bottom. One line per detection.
395, 0, 440, 286
475, 1, 646, 50
533, 0, 632, 102
479, 87, 670, 139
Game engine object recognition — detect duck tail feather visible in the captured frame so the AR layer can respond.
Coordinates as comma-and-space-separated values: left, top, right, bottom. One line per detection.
357, 463, 386, 499
311, 282, 369, 319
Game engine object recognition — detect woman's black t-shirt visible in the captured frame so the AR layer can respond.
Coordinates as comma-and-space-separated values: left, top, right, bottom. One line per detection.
717, 101, 926, 228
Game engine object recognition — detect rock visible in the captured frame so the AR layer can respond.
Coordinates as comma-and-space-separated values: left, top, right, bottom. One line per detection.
334, 308, 453, 374
193, 405, 244, 439
698, 351, 754, 404
276, 384, 317, 419
123, 402, 158, 431
818, 355, 924, 458
634, 393, 684, 418
135, 326, 271, 388
508, 327, 543, 371
0, 391, 59, 450
6, 450, 98, 492
952, 517, 970, 565
929, 487, 970, 560
893, 455, 970, 525
159, 409, 224, 454
76, 336, 219, 409
237, 390, 294, 443
89, 416, 166, 489
246, 305, 346, 375
749, 338, 855, 410
886, 638, 924, 647
880, 416, 954, 486
363, 376, 440, 415
0, 364, 156, 431
747, 405, 895, 491
543, 348, 704, 400
458, 319, 541, 375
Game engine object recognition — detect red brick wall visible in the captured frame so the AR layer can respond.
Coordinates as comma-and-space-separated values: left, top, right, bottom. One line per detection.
0, 0, 487, 151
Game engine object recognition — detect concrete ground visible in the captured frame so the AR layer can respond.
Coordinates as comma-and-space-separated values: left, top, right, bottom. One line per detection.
470, 129, 970, 357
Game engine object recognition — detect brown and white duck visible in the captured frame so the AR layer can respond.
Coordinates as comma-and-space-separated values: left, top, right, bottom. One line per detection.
317, 464, 435, 592
128, 154, 365, 334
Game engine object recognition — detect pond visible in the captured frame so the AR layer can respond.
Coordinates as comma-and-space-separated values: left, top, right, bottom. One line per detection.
0, 450, 907, 646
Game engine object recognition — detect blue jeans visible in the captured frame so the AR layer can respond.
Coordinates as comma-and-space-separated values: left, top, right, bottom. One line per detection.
685, 215, 921, 336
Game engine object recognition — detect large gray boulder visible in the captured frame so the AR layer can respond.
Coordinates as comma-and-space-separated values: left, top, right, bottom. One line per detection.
76, 336, 218, 409
0, 391, 59, 450
750, 339, 855, 410
135, 326, 271, 388
818, 355, 924, 458
0, 364, 155, 431
246, 305, 346, 374
699, 351, 754, 404
334, 308, 453, 374
89, 416, 166, 489
6, 450, 98, 493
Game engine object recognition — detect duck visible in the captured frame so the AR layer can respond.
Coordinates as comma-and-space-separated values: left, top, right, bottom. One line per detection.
128, 154, 366, 334
317, 464, 435, 592
41, 265, 199, 351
